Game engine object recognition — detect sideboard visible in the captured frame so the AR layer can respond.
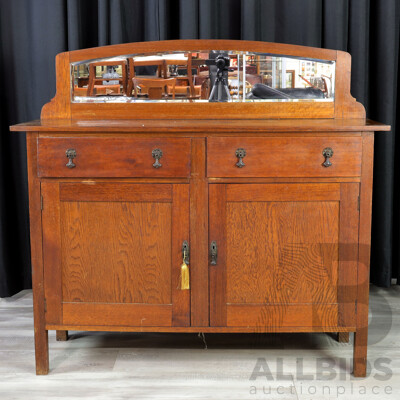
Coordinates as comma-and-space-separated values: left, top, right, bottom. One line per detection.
10, 40, 390, 376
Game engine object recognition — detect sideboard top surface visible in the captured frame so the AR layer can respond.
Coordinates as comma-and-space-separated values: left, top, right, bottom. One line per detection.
10, 118, 390, 133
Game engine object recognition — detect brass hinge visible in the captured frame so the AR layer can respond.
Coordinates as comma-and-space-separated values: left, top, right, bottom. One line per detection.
44, 298, 47, 313
357, 195, 360, 212
40, 195, 43, 210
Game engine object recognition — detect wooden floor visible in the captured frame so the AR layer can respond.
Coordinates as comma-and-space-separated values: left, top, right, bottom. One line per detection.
0, 286, 399, 399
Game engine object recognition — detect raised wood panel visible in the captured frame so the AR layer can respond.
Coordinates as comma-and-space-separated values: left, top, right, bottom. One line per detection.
226, 201, 339, 305
61, 201, 172, 304
210, 183, 357, 329
207, 137, 362, 178
37, 137, 191, 178
42, 182, 190, 328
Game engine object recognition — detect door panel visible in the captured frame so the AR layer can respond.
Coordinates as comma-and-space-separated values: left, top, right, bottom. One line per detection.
42, 182, 190, 327
209, 183, 358, 329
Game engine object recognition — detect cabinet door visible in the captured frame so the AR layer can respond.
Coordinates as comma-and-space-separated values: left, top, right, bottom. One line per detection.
209, 183, 359, 329
42, 182, 190, 327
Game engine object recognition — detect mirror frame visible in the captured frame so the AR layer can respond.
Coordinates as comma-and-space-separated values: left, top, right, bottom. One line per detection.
41, 40, 365, 121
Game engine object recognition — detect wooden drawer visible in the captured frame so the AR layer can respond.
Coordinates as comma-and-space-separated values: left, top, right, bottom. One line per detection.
37, 137, 191, 178
207, 137, 362, 177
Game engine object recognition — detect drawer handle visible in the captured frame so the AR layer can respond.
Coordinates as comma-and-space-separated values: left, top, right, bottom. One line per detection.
322, 147, 334, 167
152, 148, 163, 168
235, 148, 246, 168
210, 241, 218, 265
65, 149, 76, 168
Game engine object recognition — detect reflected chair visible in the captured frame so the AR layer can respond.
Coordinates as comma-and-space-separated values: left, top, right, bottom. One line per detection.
127, 58, 166, 96
132, 77, 176, 100
86, 60, 127, 96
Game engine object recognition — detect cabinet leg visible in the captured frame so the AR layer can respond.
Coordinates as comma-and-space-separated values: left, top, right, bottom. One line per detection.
56, 330, 69, 341
353, 327, 368, 377
337, 332, 350, 343
34, 327, 49, 375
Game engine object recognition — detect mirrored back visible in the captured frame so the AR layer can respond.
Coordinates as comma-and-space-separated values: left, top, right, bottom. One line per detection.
71, 50, 335, 103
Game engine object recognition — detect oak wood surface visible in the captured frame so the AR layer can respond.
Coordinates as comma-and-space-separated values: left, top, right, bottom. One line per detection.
46, 324, 355, 333
226, 304, 340, 328
26, 133, 49, 375
35, 40, 367, 120
10, 118, 390, 132
189, 139, 209, 327
37, 137, 191, 178
207, 137, 362, 178
41, 182, 190, 329
12, 39, 389, 376
353, 133, 375, 377
210, 182, 358, 329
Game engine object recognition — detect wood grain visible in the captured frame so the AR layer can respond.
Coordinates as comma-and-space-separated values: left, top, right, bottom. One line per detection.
61, 201, 172, 304
189, 139, 209, 327
207, 137, 362, 178
62, 303, 172, 326
338, 183, 359, 327
46, 324, 354, 333
171, 184, 190, 326
36, 40, 367, 120
37, 137, 191, 178
10, 118, 390, 133
227, 304, 339, 328
41, 181, 63, 325
26, 133, 49, 375
225, 201, 339, 305
209, 184, 227, 327
226, 183, 341, 202
59, 182, 172, 202
353, 133, 375, 377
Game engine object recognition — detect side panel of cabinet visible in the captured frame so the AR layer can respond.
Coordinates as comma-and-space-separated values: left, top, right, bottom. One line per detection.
41, 182, 190, 327
209, 183, 359, 329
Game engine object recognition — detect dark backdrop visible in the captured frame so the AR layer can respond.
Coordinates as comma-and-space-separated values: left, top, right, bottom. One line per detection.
0, 0, 399, 297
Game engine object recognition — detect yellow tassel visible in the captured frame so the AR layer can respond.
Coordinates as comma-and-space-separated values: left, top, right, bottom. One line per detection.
180, 261, 190, 290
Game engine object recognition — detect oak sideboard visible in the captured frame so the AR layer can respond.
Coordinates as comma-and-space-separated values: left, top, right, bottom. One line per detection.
11, 40, 390, 376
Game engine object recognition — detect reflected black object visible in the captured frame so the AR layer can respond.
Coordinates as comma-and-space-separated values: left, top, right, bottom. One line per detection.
248, 83, 325, 100
206, 52, 231, 102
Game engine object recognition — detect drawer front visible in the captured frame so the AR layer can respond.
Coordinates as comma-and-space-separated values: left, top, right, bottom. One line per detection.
37, 137, 191, 177
207, 137, 362, 177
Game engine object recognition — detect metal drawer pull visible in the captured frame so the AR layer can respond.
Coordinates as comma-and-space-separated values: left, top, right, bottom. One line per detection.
322, 147, 333, 167
65, 149, 76, 168
235, 148, 246, 168
210, 241, 218, 265
152, 148, 163, 168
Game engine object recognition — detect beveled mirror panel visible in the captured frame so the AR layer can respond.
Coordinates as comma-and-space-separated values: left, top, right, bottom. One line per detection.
71, 51, 335, 103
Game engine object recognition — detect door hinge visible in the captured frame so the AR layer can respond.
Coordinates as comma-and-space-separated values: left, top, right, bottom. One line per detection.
357, 195, 360, 212
44, 298, 47, 313
40, 195, 43, 210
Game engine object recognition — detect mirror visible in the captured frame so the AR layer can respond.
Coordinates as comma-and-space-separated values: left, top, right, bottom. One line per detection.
71, 51, 335, 103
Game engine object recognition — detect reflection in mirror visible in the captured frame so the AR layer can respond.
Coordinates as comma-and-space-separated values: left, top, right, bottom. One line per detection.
71, 51, 335, 103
